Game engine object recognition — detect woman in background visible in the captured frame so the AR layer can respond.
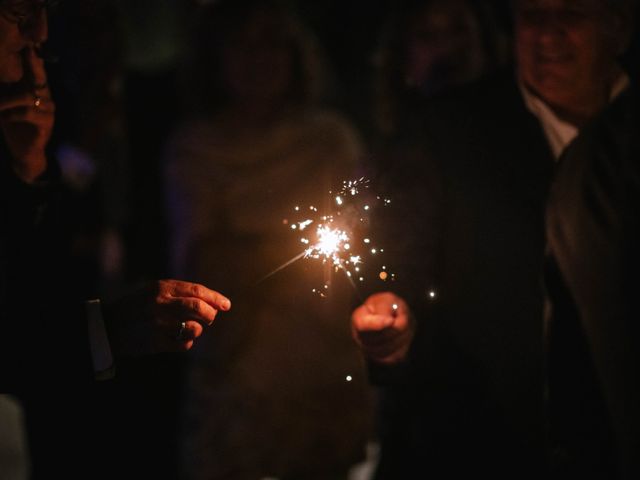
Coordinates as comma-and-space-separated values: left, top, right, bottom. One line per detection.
164, 1, 373, 478
372, 0, 506, 142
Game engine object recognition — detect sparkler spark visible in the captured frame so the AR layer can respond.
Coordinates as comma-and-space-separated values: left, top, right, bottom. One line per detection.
305, 225, 349, 263
259, 177, 393, 296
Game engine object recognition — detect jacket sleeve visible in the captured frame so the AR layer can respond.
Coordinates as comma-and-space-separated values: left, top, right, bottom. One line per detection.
547, 91, 640, 480
0, 158, 93, 394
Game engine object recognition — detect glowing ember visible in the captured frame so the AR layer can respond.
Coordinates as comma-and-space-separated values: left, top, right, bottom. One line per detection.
306, 225, 349, 260
298, 219, 313, 231
259, 177, 395, 297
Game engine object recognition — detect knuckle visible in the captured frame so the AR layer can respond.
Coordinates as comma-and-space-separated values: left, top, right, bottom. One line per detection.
191, 283, 203, 297
190, 298, 202, 315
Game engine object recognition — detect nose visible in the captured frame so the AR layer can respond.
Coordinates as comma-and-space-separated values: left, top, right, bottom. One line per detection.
21, 9, 48, 45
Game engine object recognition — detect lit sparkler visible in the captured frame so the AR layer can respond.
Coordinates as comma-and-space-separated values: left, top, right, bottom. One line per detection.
259, 177, 394, 297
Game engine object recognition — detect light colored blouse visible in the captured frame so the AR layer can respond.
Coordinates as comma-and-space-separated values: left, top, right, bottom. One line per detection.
164, 109, 373, 479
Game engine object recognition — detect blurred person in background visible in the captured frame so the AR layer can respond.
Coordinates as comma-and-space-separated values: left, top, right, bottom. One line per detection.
164, 1, 374, 479
361, 0, 508, 335
372, 0, 507, 143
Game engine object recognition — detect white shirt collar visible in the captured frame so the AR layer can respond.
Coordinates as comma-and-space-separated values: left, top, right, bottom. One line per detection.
519, 73, 630, 160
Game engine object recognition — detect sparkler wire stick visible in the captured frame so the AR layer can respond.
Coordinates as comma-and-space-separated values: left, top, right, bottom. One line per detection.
256, 250, 308, 285
256, 248, 366, 301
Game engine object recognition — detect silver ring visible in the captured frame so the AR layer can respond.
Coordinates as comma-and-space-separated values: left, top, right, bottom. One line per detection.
176, 321, 187, 340
34, 96, 42, 109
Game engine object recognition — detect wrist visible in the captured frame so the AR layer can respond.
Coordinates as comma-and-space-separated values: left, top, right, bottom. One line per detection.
368, 347, 410, 366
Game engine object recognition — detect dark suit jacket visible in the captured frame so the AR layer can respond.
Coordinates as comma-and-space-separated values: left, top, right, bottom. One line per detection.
0, 160, 93, 389
0, 145, 208, 479
546, 85, 640, 480
371, 71, 555, 479
0, 151, 108, 478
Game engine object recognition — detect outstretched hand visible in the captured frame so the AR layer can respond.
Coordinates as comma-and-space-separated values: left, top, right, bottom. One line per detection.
103, 280, 232, 358
351, 292, 414, 365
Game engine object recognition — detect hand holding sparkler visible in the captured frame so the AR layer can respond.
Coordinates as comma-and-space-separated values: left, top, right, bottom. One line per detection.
351, 292, 414, 365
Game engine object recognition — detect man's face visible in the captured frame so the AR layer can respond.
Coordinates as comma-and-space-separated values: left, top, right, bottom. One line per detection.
514, 0, 621, 108
0, 1, 48, 83
0, 16, 28, 83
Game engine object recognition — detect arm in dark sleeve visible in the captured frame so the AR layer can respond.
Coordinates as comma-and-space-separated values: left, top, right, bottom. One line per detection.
1, 158, 93, 393
547, 91, 640, 480
365, 122, 446, 386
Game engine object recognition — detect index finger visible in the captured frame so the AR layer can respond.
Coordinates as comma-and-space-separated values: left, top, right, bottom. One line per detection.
366, 292, 408, 317
166, 280, 231, 311
352, 304, 395, 332
0, 92, 40, 111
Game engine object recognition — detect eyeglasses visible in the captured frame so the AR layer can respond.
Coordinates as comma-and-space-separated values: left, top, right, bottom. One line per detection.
0, 0, 58, 28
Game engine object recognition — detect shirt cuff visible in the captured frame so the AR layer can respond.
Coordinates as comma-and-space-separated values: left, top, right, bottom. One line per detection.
85, 299, 115, 381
